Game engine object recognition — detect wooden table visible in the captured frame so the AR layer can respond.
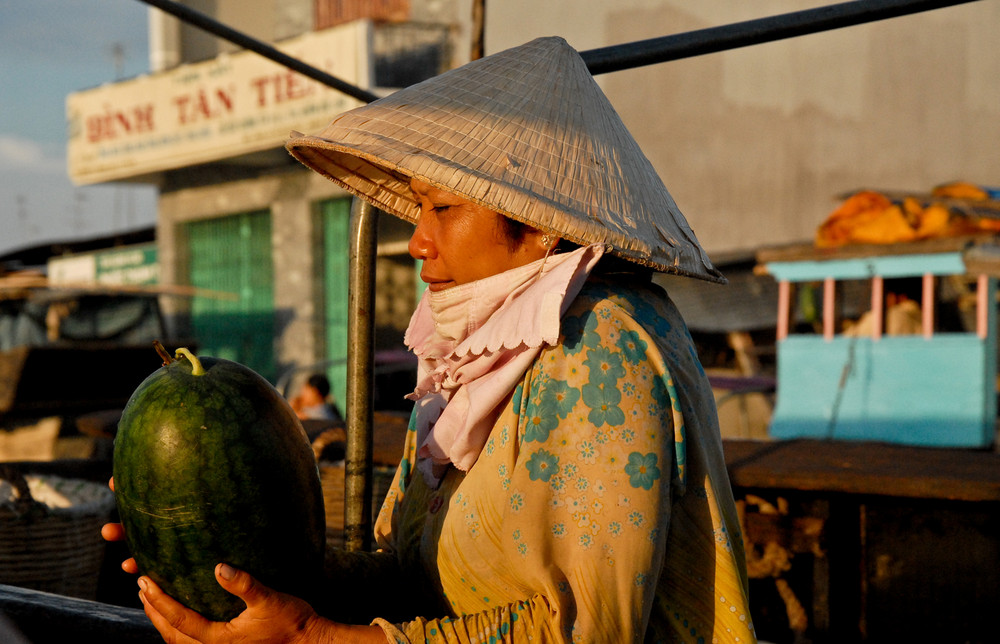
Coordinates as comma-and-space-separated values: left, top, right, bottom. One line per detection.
724, 438, 1000, 502
723, 438, 1000, 643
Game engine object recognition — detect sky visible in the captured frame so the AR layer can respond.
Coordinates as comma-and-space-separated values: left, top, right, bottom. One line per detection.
0, 0, 156, 259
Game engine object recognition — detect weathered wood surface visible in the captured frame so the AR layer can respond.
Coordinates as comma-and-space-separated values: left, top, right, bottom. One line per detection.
0, 583, 159, 644
755, 234, 999, 266
724, 439, 1000, 502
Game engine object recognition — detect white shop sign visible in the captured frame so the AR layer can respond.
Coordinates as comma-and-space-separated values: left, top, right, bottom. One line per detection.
68, 20, 372, 184
49, 244, 159, 286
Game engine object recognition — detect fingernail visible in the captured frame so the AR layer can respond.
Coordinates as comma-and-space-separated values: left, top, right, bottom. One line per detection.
219, 563, 235, 580
138, 577, 148, 592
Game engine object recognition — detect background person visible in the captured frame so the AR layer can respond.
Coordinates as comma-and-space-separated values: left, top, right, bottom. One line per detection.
290, 373, 343, 423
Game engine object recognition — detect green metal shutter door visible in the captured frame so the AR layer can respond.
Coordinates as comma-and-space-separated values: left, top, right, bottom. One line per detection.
187, 210, 275, 381
320, 198, 350, 415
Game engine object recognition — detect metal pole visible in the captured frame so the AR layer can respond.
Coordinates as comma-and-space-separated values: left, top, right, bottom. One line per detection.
580, 0, 982, 75
344, 198, 379, 552
134, 0, 380, 104
471, 0, 486, 61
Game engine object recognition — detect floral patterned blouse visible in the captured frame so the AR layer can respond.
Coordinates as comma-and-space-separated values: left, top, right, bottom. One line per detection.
368, 276, 756, 643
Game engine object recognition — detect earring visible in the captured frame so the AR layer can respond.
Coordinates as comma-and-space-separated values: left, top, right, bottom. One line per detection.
541, 234, 556, 249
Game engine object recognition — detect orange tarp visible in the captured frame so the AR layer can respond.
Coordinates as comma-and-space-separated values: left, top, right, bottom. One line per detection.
815, 182, 1000, 248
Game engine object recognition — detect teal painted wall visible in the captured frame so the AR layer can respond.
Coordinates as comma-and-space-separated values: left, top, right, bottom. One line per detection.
768, 252, 997, 447
771, 332, 996, 447
320, 197, 351, 416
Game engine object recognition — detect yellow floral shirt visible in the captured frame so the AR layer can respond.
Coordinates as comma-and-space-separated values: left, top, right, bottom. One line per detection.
371, 278, 756, 643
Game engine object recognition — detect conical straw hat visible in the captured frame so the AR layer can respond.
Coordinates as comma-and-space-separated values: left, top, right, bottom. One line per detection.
286, 36, 723, 282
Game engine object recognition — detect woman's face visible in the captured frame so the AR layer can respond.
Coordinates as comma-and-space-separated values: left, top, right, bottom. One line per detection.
408, 178, 549, 291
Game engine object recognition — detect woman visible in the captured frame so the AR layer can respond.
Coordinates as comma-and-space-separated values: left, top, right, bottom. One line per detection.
107, 36, 756, 643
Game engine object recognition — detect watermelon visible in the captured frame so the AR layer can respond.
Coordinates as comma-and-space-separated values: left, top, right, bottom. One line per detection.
113, 344, 326, 621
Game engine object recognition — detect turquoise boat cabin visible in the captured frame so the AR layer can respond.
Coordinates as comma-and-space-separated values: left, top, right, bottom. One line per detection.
759, 239, 1000, 448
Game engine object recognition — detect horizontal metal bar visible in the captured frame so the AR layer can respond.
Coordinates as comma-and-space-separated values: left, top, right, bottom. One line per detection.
135, 0, 381, 103
580, 0, 982, 75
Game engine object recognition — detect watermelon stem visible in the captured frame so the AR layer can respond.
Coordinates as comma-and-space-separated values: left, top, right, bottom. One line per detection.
153, 340, 174, 365
175, 348, 206, 376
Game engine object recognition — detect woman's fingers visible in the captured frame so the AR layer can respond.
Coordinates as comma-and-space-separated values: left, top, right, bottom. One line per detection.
217, 565, 322, 642
137, 566, 338, 643
139, 576, 213, 644
101, 523, 125, 542
100, 522, 138, 573
213, 564, 260, 606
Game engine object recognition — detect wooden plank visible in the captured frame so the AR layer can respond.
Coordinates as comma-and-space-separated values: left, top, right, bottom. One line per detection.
0, 348, 29, 416
0, 583, 160, 644
724, 439, 1000, 502
756, 235, 995, 265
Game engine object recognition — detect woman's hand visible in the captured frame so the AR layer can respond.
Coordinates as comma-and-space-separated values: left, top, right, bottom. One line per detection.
138, 564, 315, 643
100, 522, 139, 574
107, 478, 386, 642
138, 564, 385, 643
101, 477, 139, 574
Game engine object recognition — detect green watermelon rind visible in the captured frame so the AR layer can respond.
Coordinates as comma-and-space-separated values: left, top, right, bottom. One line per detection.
113, 355, 326, 622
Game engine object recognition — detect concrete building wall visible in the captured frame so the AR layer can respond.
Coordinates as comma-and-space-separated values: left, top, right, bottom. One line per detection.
485, 0, 1000, 258
157, 169, 349, 377
170, 0, 314, 63
411, 0, 476, 67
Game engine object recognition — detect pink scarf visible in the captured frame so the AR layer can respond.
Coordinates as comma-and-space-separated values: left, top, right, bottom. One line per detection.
404, 244, 605, 483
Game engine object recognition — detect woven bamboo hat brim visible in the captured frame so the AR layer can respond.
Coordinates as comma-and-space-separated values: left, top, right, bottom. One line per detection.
286, 36, 723, 282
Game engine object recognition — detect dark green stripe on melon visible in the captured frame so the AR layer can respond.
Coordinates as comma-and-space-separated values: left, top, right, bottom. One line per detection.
113, 350, 326, 622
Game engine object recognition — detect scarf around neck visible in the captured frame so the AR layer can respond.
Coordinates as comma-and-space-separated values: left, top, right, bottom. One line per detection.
404, 243, 605, 484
